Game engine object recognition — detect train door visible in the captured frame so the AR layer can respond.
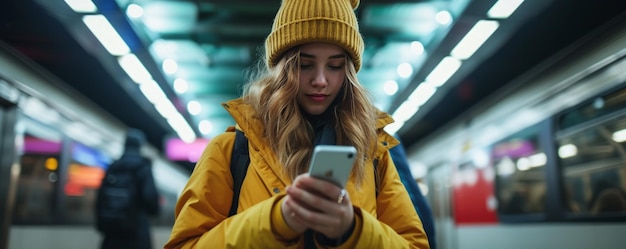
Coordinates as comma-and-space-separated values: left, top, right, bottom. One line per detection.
428, 163, 457, 249
0, 86, 19, 249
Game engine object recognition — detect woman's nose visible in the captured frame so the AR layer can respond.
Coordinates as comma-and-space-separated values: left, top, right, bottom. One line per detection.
311, 69, 328, 87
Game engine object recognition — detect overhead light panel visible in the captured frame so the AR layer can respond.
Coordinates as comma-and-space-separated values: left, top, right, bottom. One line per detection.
407, 83, 437, 107
558, 144, 578, 159
529, 153, 547, 167
435, 10, 453, 25
82, 15, 130, 56
410, 41, 425, 55
64, 0, 98, 13
451, 20, 499, 60
397, 63, 414, 79
118, 53, 153, 84
126, 4, 144, 19
139, 80, 168, 104
392, 101, 420, 123
162, 58, 178, 75
155, 101, 179, 120
173, 79, 189, 94
187, 100, 202, 116
488, 0, 524, 19
425, 56, 462, 87
388, 82, 437, 133
199, 120, 213, 135
517, 157, 531, 171
613, 128, 626, 143
383, 80, 399, 96
166, 113, 196, 143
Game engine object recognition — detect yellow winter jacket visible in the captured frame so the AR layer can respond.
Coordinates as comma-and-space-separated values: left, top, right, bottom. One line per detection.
164, 99, 429, 248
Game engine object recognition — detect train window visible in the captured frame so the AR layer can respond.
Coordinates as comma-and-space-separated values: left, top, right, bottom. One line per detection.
556, 85, 626, 217
559, 86, 626, 130
62, 141, 111, 225
492, 125, 547, 216
13, 121, 63, 225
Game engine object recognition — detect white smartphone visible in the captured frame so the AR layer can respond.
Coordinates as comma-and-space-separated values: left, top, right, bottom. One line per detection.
307, 145, 357, 187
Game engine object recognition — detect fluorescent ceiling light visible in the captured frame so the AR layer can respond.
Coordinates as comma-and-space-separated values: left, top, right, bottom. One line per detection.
139, 80, 168, 104
118, 53, 153, 84
155, 100, 179, 119
558, 144, 578, 158
392, 101, 420, 123
488, 0, 524, 19
407, 83, 437, 107
173, 79, 189, 94
383, 80, 398, 96
613, 128, 626, 142
199, 120, 213, 135
187, 100, 202, 115
411, 41, 425, 55
496, 157, 515, 176
451, 20, 499, 60
126, 4, 144, 19
136, 78, 196, 143
166, 113, 196, 143
425, 56, 462, 87
162, 58, 178, 75
529, 153, 547, 167
82, 15, 130, 56
397, 63, 413, 79
435, 10, 453, 25
64, 0, 98, 13
516, 157, 530, 171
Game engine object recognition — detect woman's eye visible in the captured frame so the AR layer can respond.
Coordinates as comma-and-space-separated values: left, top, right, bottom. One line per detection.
300, 64, 312, 69
329, 65, 344, 70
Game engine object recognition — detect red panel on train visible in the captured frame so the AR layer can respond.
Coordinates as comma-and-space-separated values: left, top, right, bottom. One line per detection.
453, 164, 498, 225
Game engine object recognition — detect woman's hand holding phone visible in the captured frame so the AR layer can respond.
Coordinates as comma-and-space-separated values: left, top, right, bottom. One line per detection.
282, 173, 355, 239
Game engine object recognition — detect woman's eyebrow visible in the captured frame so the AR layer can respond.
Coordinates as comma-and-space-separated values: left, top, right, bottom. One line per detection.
300, 52, 345, 59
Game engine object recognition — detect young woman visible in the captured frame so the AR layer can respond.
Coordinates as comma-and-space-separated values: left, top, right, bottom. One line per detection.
164, 0, 429, 248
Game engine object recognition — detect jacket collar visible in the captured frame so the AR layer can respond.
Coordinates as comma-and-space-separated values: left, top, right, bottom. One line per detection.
222, 98, 399, 178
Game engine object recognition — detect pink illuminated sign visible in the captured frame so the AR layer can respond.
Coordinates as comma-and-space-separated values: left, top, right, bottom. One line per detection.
165, 138, 210, 162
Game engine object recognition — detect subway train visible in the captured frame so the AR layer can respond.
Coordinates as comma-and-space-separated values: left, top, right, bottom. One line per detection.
0, 43, 185, 248
407, 13, 626, 249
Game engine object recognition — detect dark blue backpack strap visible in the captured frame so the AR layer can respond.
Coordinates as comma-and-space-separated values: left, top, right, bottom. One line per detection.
373, 158, 379, 198
228, 129, 250, 216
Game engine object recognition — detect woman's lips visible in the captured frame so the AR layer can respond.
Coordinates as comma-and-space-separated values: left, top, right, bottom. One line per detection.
309, 94, 327, 102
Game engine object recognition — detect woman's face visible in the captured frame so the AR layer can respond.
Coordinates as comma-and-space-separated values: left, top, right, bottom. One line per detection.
297, 43, 347, 115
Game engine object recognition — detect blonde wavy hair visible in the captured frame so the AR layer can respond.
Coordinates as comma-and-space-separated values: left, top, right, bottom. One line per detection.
242, 47, 378, 186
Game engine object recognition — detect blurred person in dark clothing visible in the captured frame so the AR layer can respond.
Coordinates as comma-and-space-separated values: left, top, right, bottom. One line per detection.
96, 128, 160, 249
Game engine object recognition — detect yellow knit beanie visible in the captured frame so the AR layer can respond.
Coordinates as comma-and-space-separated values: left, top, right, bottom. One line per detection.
265, 0, 364, 71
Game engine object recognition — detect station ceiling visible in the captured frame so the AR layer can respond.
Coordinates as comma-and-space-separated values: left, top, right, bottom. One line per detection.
2, 0, 625, 171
